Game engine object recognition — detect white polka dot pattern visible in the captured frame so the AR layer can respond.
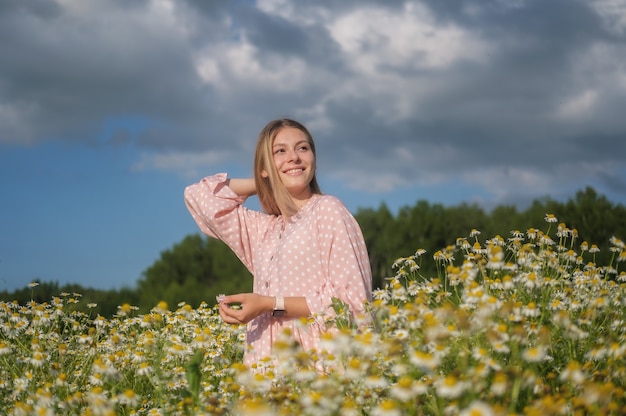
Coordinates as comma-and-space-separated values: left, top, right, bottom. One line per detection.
184, 173, 372, 366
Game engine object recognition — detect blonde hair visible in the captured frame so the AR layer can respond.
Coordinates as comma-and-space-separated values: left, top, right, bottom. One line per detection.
254, 119, 321, 217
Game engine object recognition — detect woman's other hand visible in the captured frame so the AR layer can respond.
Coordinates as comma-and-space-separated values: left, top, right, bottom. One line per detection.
218, 293, 273, 324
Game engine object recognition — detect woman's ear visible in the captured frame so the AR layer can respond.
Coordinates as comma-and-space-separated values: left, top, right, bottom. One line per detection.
261, 169, 269, 178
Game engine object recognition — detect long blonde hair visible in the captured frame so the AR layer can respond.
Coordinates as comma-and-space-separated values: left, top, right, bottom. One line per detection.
253, 119, 321, 217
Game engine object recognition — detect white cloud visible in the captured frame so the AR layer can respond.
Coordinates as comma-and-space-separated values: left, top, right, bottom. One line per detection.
555, 89, 599, 120
0, 102, 36, 145
330, 169, 412, 193
327, 4, 489, 73
591, 0, 626, 33
459, 161, 624, 207
132, 150, 232, 179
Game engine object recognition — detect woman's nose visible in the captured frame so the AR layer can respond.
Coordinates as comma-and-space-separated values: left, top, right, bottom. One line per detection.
288, 149, 300, 162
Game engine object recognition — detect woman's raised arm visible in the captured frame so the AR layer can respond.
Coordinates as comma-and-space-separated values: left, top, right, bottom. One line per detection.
225, 178, 257, 197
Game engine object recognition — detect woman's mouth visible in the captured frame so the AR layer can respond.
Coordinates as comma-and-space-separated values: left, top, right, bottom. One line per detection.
284, 168, 305, 175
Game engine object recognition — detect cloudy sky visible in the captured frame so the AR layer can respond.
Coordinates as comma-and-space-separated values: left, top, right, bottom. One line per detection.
2, 0, 626, 293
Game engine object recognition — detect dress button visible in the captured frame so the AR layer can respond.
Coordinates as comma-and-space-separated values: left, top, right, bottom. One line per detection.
265, 281, 269, 288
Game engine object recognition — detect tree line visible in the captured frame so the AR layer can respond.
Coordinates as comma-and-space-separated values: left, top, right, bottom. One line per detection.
2, 186, 624, 318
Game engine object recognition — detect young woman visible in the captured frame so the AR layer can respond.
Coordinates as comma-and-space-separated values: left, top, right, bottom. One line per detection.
184, 119, 372, 367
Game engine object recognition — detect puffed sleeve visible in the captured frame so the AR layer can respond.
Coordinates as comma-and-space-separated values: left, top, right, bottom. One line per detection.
184, 173, 268, 273
309, 197, 372, 321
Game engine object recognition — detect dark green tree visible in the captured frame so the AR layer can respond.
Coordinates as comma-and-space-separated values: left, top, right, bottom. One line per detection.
356, 203, 398, 289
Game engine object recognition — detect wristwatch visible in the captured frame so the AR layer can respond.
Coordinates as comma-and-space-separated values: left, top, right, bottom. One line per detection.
272, 296, 285, 317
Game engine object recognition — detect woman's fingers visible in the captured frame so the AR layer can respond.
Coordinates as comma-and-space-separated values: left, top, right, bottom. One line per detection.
219, 309, 241, 324
219, 301, 249, 324
220, 293, 246, 305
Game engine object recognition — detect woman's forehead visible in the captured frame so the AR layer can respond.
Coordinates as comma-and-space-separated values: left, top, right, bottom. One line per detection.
273, 127, 308, 145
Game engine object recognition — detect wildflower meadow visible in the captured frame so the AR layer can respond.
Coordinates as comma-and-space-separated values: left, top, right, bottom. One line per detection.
1, 215, 625, 415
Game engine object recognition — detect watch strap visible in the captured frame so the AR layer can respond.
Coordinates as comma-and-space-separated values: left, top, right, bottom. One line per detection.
272, 296, 285, 317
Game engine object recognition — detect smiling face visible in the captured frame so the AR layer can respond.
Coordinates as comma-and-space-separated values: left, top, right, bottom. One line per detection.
254, 119, 321, 216
268, 127, 316, 206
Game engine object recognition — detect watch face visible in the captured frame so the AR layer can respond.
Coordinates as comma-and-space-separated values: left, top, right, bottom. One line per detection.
272, 309, 285, 318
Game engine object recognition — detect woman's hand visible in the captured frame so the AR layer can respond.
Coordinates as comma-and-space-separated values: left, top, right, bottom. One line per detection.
218, 293, 273, 325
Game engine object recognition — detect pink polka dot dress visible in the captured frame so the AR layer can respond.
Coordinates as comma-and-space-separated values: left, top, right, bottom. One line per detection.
184, 173, 372, 366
